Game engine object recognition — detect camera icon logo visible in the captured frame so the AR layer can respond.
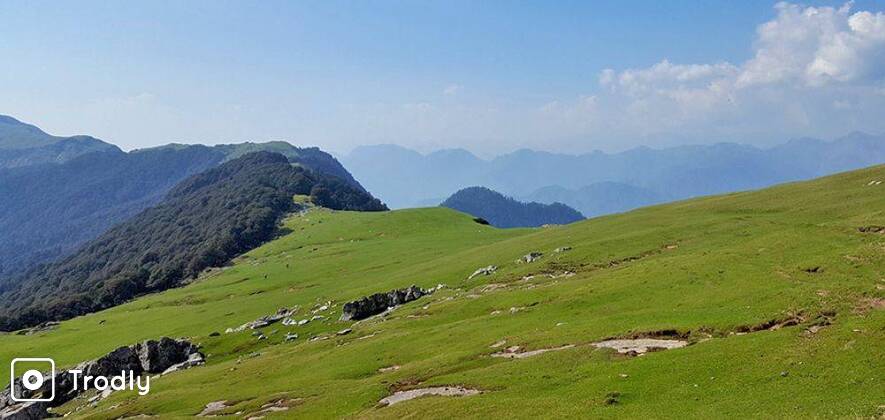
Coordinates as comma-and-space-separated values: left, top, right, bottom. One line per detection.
10, 358, 55, 402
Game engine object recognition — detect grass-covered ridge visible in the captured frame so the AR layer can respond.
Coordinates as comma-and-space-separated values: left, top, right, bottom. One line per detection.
2, 165, 883, 418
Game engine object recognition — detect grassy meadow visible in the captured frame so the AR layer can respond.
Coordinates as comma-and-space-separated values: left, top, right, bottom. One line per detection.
1, 165, 883, 418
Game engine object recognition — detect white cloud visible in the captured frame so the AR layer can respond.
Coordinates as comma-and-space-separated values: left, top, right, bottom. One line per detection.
547, 2, 885, 148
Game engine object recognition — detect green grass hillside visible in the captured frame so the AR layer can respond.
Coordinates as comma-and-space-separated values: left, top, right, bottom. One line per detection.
2, 165, 883, 418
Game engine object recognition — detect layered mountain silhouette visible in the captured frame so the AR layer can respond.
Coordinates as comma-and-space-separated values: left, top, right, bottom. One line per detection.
0, 115, 372, 277
342, 133, 885, 212
0, 151, 385, 330
0, 115, 119, 168
441, 186, 584, 228
522, 182, 664, 218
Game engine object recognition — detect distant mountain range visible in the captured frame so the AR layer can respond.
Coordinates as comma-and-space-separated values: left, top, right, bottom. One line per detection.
341, 132, 885, 215
0, 115, 375, 278
522, 182, 664, 218
441, 186, 584, 228
0, 115, 119, 168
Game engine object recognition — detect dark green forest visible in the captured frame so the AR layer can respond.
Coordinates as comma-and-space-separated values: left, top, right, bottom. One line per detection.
441, 186, 583, 228
0, 152, 385, 331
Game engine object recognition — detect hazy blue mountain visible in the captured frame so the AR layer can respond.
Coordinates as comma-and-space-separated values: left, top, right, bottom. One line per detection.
441, 186, 584, 228
343, 144, 484, 208
0, 146, 226, 277
0, 117, 374, 278
523, 182, 666, 218
0, 115, 119, 168
343, 133, 885, 210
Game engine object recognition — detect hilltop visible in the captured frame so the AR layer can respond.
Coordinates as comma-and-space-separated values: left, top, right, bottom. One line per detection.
0, 115, 119, 168
0, 164, 881, 418
441, 186, 584, 228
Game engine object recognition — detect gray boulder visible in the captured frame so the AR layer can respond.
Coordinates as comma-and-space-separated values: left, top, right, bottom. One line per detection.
340, 285, 428, 321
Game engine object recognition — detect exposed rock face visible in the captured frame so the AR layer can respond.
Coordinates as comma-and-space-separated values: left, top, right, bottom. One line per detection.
0, 338, 202, 420
137, 338, 200, 373
468, 265, 497, 280
340, 285, 428, 321
226, 307, 297, 333
517, 252, 543, 263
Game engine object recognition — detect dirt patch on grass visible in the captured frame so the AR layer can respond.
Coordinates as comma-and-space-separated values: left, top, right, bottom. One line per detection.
244, 398, 302, 418
733, 313, 806, 334
378, 386, 481, 407
491, 344, 575, 359
592, 339, 688, 355
858, 226, 885, 234
854, 297, 885, 314
198, 401, 229, 417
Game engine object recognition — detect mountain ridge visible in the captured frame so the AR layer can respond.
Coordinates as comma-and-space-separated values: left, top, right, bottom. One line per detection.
0, 151, 385, 331
0, 116, 374, 278
342, 133, 885, 209
441, 186, 584, 228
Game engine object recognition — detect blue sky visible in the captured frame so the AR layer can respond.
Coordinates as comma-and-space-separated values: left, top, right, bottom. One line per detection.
2, 1, 884, 154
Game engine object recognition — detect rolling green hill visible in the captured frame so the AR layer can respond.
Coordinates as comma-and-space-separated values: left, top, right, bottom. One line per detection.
1, 165, 883, 418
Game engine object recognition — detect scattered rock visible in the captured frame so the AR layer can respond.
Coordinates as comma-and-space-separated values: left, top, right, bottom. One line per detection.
162, 352, 206, 375
858, 225, 885, 234
489, 340, 507, 348
517, 252, 543, 263
468, 265, 497, 280
14, 321, 60, 336
803, 266, 822, 274
198, 400, 229, 417
378, 386, 481, 407
226, 307, 298, 333
285, 333, 299, 342
282, 317, 297, 326
298, 319, 310, 326
604, 392, 621, 405
337, 328, 352, 336
208, 331, 221, 337
592, 339, 688, 355
491, 344, 574, 359
378, 365, 400, 373
553, 246, 572, 253
340, 285, 429, 321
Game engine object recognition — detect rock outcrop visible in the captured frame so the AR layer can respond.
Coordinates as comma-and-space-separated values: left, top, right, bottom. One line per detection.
468, 265, 497, 280
0, 338, 202, 419
340, 285, 428, 321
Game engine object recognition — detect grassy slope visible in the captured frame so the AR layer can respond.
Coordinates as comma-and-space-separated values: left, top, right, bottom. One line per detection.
1, 165, 883, 418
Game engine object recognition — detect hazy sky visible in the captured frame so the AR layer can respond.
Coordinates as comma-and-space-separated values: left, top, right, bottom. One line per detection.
2, 1, 885, 155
